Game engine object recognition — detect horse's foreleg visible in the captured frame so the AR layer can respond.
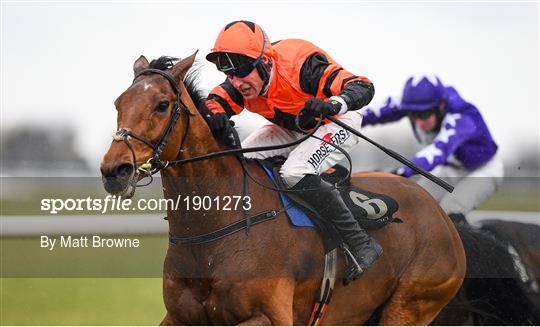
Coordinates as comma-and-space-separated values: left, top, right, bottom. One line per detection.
237, 313, 272, 326
162, 276, 208, 325
226, 277, 295, 325
379, 247, 465, 325
378, 277, 462, 325
160, 313, 176, 326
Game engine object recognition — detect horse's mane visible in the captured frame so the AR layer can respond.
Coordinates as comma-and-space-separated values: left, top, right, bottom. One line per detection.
149, 56, 207, 113
184, 67, 207, 113
150, 56, 238, 147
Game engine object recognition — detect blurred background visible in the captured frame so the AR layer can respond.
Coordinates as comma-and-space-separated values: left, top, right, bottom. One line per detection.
1, 1, 538, 325
2, 1, 538, 178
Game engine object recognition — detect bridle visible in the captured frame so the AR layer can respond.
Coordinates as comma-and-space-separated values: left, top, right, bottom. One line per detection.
111, 67, 352, 191
112, 68, 191, 184
108, 65, 355, 246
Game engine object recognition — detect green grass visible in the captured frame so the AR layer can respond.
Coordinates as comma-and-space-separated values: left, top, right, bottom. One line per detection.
1, 182, 537, 325
1, 180, 164, 216
479, 191, 539, 212
2, 180, 538, 215
1, 235, 168, 277
1, 278, 164, 325
1, 234, 169, 325
1, 195, 165, 216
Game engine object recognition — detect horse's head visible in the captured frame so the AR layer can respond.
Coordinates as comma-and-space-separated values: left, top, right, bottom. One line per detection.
100, 53, 200, 198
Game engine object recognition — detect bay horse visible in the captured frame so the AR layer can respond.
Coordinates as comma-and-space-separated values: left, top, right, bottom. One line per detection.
100, 53, 466, 325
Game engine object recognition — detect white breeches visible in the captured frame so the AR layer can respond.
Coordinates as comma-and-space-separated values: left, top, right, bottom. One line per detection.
416, 154, 504, 215
242, 111, 364, 188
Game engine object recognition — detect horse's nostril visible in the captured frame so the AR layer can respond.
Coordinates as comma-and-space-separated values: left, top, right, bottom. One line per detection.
100, 167, 112, 178
115, 163, 134, 178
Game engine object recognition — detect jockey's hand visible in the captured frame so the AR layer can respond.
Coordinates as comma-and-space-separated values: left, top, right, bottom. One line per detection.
300, 98, 342, 121
204, 112, 238, 148
390, 167, 406, 176
205, 112, 230, 132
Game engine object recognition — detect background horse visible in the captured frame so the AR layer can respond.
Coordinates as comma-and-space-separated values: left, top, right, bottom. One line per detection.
480, 219, 540, 298
100, 54, 466, 325
432, 223, 540, 325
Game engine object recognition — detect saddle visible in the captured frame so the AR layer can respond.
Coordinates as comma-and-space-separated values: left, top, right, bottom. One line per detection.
259, 157, 402, 251
258, 157, 403, 322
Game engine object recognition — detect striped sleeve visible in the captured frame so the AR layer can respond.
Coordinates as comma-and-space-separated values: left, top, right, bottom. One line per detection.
205, 80, 245, 117
299, 52, 374, 111
361, 97, 406, 126
399, 113, 476, 177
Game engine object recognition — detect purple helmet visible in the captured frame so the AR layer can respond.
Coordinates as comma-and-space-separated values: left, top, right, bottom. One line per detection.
400, 75, 445, 111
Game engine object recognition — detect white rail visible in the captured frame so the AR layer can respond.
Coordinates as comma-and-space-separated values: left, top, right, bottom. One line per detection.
1, 211, 538, 237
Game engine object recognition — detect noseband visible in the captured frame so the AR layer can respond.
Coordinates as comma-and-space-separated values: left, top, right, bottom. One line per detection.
112, 68, 190, 183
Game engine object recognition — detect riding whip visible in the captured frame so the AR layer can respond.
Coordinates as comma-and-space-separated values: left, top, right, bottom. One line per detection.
326, 116, 454, 193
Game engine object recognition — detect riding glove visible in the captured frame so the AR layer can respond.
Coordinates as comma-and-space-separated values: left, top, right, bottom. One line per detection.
300, 98, 343, 121
390, 167, 406, 176
205, 112, 230, 133
203, 112, 239, 148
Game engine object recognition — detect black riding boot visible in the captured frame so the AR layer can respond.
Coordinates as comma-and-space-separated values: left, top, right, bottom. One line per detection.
290, 174, 383, 284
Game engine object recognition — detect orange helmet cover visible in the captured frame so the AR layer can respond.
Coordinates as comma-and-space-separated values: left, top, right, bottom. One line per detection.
206, 21, 273, 62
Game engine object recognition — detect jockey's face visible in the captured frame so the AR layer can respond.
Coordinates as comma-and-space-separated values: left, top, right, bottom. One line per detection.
227, 68, 264, 101
412, 112, 438, 132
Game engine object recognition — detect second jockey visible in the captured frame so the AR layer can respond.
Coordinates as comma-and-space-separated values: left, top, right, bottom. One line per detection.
362, 75, 504, 225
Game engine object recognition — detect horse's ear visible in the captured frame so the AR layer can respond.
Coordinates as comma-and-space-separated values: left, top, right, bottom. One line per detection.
172, 50, 198, 81
133, 55, 149, 76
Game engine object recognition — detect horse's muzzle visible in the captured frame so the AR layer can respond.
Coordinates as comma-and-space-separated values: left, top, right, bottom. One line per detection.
100, 162, 136, 197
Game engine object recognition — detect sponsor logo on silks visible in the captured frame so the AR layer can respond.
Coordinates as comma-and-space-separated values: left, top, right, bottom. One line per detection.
320, 133, 333, 146
307, 129, 351, 170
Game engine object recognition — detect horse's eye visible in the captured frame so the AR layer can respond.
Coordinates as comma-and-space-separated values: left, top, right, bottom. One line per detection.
156, 101, 169, 113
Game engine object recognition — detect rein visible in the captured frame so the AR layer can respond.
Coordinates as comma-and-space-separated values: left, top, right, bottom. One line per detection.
109, 64, 454, 326
112, 67, 351, 191
110, 67, 350, 246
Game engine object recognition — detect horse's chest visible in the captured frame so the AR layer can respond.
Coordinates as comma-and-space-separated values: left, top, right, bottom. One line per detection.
165, 279, 255, 325
201, 281, 255, 324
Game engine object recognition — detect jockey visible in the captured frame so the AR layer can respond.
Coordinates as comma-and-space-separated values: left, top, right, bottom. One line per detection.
362, 75, 504, 225
204, 20, 381, 281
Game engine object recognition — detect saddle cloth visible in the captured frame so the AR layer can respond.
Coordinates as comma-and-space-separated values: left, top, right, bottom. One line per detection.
258, 158, 401, 231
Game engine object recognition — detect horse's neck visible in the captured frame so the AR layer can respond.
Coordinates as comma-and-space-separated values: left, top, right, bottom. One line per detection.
161, 116, 245, 237
172, 115, 242, 178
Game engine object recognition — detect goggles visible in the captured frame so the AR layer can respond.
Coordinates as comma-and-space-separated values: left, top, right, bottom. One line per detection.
216, 31, 267, 78
217, 53, 262, 78
408, 108, 437, 120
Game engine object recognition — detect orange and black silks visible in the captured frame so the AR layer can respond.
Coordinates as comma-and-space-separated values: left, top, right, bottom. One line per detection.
206, 38, 374, 131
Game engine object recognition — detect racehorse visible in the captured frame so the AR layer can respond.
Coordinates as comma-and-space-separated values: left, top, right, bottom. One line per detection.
480, 219, 540, 297
100, 54, 466, 325
431, 223, 540, 325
